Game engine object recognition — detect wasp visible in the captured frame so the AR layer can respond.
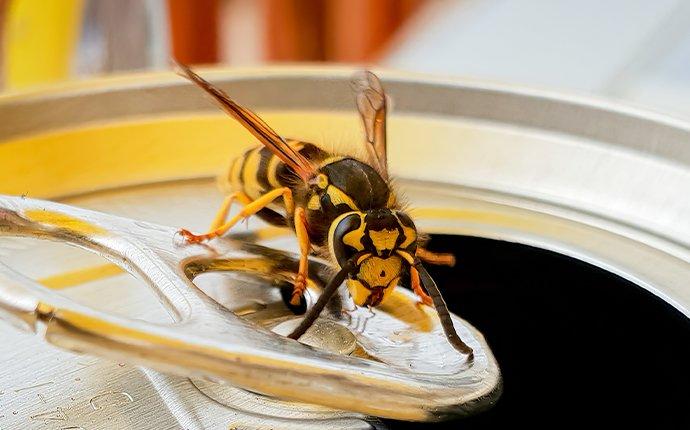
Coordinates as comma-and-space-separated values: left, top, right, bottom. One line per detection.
176, 64, 473, 357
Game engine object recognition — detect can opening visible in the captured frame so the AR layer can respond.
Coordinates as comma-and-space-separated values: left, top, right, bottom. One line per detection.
389, 235, 690, 427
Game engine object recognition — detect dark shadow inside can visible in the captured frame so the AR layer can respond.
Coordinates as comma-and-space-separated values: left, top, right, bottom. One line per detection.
388, 235, 690, 428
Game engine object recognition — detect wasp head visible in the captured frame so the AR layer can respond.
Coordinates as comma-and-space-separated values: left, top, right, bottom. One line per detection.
328, 209, 417, 306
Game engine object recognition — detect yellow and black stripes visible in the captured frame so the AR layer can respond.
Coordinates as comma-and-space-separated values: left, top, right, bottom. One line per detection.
326, 209, 417, 307
220, 140, 328, 226
317, 158, 390, 212
220, 140, 401, 253
303, 157, 394, 247
241, 146, 264, 200
328, 209, 417, 268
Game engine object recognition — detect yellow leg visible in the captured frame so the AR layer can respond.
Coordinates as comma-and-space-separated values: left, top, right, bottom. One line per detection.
290, 207, 311, 306
411, 266, 433, 306
209, 192, 252, 230
180, 187, 294, 243
417, 247, 456, 267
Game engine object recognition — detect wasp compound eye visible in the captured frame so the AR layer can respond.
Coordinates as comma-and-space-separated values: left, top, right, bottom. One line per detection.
395, 210, 418, 253
329, 212, 364, 268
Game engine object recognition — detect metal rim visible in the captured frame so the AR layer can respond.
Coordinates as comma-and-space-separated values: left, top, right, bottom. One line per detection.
0, 67, 688, 427
1, 67, 688, 312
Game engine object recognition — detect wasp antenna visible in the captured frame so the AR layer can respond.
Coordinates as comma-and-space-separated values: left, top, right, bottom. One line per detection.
414, 260, 474, 359
288, 259, 356, 340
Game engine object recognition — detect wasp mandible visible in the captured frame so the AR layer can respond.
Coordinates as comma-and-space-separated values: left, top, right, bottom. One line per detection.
176, 64, 473, 357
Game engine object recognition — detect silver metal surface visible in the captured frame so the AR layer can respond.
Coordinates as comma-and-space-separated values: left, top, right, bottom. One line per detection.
1, 67, 689, 428
0, 194, 498, 428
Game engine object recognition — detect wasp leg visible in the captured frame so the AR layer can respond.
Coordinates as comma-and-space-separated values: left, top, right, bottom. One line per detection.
417, 247, 456, 267
179, 191, 251, 242
208, 192, 252, 230
411, 266, 433, 306
180, 187, 294, 243
291, 207, 311, 306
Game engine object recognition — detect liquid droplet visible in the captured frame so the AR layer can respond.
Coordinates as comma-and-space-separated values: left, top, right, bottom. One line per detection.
89, 391, 134, 411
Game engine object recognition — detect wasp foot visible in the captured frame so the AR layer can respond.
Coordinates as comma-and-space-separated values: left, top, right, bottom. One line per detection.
290, 273, 307, 306
178, 228, 215, 244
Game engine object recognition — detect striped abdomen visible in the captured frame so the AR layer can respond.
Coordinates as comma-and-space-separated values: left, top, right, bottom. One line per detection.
220, 140, 325, 201
219, 140, 395, 247
218, 140, 327, 228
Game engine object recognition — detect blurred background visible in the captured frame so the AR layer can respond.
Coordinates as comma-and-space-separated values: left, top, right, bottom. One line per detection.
3, 0, 690, 118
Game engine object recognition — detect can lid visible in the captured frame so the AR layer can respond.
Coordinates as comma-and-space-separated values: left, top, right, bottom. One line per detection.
0, 194, 500, 425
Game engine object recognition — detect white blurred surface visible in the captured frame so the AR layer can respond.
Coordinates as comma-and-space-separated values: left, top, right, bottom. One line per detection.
384, 0, 690, 118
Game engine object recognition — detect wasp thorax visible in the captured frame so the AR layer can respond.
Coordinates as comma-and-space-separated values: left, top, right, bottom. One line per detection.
328, 208, 418, 306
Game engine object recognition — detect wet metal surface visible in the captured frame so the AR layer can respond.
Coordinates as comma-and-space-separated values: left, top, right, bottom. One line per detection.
1, 67, 689, 428
0, 194, 499, 428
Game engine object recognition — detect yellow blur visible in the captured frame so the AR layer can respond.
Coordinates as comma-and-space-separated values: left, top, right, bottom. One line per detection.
3, 0, 84, 89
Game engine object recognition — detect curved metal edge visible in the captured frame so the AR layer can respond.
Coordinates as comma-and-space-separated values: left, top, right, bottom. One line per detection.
405, 182, 690, 320
1, 66, 690, 169
0, 195, 501, 421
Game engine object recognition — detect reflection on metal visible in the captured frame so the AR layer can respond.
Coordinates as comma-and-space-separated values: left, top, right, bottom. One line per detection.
89, 391, 134, 411
1, 67, 689, 428
0, 195, 500, 426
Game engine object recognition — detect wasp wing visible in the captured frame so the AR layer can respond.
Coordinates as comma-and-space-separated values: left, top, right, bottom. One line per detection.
175, 62, 316, 183
352, 71, 388, 180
